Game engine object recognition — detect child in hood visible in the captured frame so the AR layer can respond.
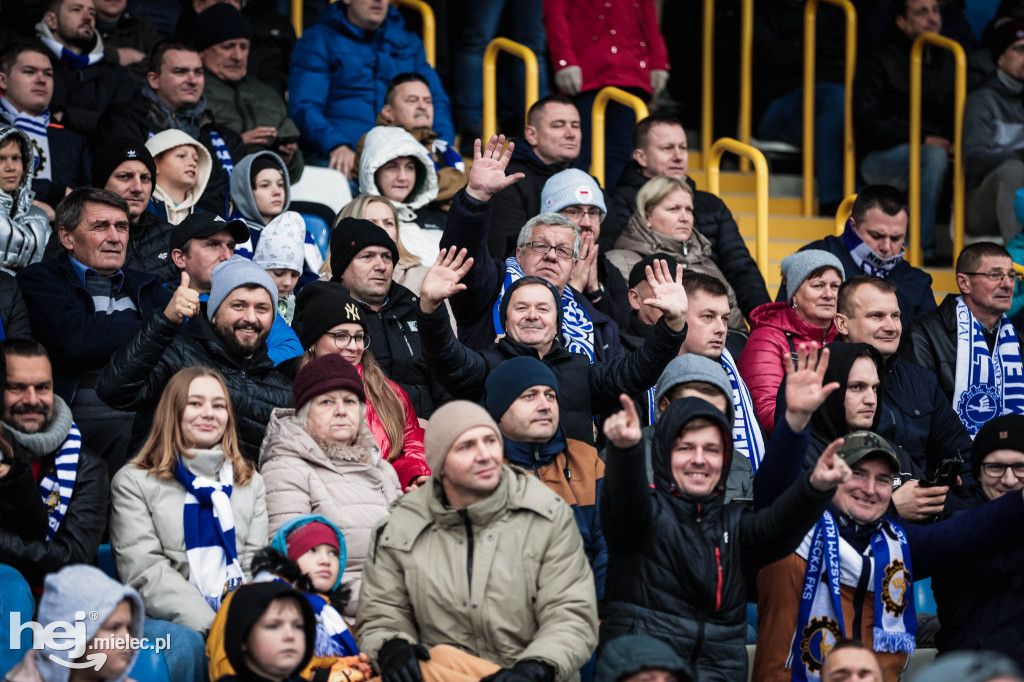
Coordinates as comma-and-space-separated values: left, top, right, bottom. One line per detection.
253, 212, 306, 325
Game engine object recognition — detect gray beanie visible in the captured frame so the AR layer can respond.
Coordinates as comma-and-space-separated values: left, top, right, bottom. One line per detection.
540, 169, 606, 221
208, 255, 280, 320
781, 250, 845, 299
654, 354, 734, 421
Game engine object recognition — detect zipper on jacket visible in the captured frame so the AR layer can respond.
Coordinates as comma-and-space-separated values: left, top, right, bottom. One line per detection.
459, 510, 474, 593
714, 547, 723, 611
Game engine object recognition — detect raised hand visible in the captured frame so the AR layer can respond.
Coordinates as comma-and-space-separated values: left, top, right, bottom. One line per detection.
163, 271, 201, 324
466, 135, 525, 202
603, 394, 643, 450
784, 343, 840, 432
418, 247, 474, 313
809, 437, 852, 491
642, 259, 688, 331
569, 231, 599, 293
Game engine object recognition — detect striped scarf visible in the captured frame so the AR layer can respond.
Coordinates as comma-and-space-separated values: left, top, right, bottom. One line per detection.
37, 423, 81, 541
0, 97, 50, 181
722, 349, 765, 470
174, 454, 245, 610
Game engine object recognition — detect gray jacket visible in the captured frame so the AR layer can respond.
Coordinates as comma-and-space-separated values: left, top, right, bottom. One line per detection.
963, 70, 1024, 188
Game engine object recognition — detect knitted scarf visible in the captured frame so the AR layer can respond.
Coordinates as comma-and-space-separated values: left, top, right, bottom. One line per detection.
842, 219, 904, 278
0, 97, 51, 181
36, 22, 103, 68
953, 296, 1024, 436
721, 348, 765, 471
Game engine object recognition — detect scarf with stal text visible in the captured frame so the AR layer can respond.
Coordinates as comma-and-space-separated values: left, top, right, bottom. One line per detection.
721, 348, 765, 471
788, 512, 916, 681
0, 97, 51, 181
37, 423, 81, 541
953, 296, 1024, 436
493, 256, 595, 361
842, 218, 904, 278
174, 456, 245, 611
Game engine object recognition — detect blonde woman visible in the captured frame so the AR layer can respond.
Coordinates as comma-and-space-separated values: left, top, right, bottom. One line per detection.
109, 367, 267, 636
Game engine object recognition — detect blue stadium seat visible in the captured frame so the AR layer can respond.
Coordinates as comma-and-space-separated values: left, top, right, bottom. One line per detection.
915, 577, 937, 615
97, 543, 118, 581
129, 647, 170, 682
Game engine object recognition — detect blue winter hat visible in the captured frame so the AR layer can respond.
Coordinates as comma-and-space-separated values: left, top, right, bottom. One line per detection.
540, 169, 607, 221
484, 357, 559, 421
207, 255, 279, 320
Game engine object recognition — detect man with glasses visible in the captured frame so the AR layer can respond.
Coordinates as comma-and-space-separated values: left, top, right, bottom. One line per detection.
904, 242, 1024, 435
440, 136, 625, 364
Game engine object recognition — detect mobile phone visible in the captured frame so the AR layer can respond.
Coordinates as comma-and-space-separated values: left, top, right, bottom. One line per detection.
919, 458, 961, 488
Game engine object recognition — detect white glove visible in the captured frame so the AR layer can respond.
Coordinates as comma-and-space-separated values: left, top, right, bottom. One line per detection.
555, 66, 583, 96
650, 69, 670, 97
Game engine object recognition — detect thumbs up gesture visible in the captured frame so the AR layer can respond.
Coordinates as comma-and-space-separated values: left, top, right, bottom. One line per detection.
164, 271, 202, 324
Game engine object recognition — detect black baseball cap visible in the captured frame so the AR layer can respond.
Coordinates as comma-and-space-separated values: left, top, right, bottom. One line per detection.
169, 213, 250, 252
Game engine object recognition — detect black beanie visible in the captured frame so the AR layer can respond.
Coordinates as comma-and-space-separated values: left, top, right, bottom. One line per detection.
91, 137, 156, 188
971, 414, 1024, 480
498, 276, 564, 331
628, 252, 680, 289
991, 18, 1024, 60
293, 280, 367, 350
195, 3, 252, 52
329, 218, 399, 281
249, 155, 282, 186
484, 356, 559, 421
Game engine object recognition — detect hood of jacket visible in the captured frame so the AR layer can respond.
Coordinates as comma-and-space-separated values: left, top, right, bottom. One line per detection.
269, 514, 348, 591
809, 341, 886, 441
749, 301, 837, 339
145, 128, 213, 220
652, 397, 734, 504
34, 565, 145, 682
617, 208, 716, 265
232, 150, 292, 229
0, 124, 37, 218
221, 582, 316, 682
259, 407, 381, 472
358, 125, 438, 221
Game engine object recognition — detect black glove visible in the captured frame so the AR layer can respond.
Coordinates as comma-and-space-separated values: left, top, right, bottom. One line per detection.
377, 639, 430, 682
480, 659, 555, 682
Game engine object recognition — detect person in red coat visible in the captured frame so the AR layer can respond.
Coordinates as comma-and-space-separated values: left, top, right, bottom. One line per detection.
543, 0, 669, 189
739, 250, 844, 435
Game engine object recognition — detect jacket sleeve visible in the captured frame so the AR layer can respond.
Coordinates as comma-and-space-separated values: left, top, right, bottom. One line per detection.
963, 89, 1020, 182
737, 327, 787, 436
487, 184, 530, 258
854, 53, 910, 152
589, 262, 632, 332
0, 272, 31, 340
58, 64, 136, 135
261, 457, 315, 540
417, 299, 489, 399
901, 318, 941, 378
109, 469, 216, 635
514, 499, 599, 678
739, 474, 835, 574
355, 518, 420, 659
752, 415, 810, 510
589, 476, 608, 601
0, 458, 53, 543
605, 189, 634, 251
95, 311, 182, 411
599, 441, 654, 552
240, 474, 269, 579
698, 195, 770, 317
439, 189, 505, 324
641, 0, 670, 72
542, 0, 579, 72
587, 317, 685, 414
288, 29, 350, 156
388, 386, 431, 490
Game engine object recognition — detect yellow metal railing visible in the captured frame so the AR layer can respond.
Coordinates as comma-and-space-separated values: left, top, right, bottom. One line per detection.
701, 0, 714, 166
804, 0, 857, 216
591, 87, 650, 187
834, 193, 858, 236
707, 138, 770, 281
482, 38, 539, 144
291, 0, 435, 66
909, 33, 965, 268
738, 0, 754, 171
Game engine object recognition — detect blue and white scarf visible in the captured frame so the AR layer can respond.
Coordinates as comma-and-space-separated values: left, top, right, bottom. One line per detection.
953, 296, 1024, 436
208, 130, 234, 218
432, 138, 466, 172
37, 423, 81, 541
842, 218, 903, 278
0, 97, 51, 181
304, 590, 360, 657
36, 23, 104, 68
174, 456, 245, 611
493, 257, 595, 361
788, 512, 916, 681
721, 349, 765, 471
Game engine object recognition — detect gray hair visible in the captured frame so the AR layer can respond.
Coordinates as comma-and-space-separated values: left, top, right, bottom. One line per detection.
516, 213, 582, 258
290, 400, 367, 440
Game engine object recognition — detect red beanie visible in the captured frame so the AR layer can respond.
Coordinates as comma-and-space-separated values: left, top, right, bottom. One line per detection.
286, 521, 340, 562
292, 354, 365, 410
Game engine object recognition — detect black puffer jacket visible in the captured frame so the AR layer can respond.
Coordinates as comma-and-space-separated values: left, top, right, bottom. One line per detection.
599, 398, 834, 682
607, 164, 770, 318
48, 50, 137, 136
95, 310, 291, 462
0, 271, 31, 340
902, 294, 967, 403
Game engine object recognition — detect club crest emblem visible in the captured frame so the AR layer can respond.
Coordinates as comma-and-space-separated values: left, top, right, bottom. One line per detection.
800, 616, 843, 673
956, 385, 1001, 434
882, 559, 910, 617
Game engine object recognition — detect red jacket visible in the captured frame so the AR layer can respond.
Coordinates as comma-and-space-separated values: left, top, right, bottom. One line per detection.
542, 0, 669, 94
737, 302, 837, 436
357, 365, 431, 489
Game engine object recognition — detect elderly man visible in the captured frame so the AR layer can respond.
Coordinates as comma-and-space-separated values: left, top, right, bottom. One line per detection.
608, 114, 769, 318
781, 185, 937, 327
16, 188, 171, 470
903, 242, 1024, 436
198, 4, 304, 182
356, 400, 598, 682
96, 255, 291, 461
441, 135, 623, 363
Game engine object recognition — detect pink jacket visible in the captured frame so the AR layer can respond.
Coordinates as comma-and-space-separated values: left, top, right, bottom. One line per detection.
737, 302, 837, 436
357, 365, 431, 489
542, 0, 669, 94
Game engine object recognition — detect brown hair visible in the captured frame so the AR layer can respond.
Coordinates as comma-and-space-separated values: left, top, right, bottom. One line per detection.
837, 275, 898, 316
131, 367, 253, 484
321, 195, 418, 275
956, 242, 1012, 274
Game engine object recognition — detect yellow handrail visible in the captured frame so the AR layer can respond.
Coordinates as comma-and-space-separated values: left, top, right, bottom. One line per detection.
482, 38, 539, 144
737, 0, 754, 172
701, 0, 714, 167
292, 0, 303, 37
909, 33, 965, 268
834, 193, 858, 236
707, 138, 770, 281
804, 0, 857, 216
590, 87, 650, 188
290, 0, 435, 63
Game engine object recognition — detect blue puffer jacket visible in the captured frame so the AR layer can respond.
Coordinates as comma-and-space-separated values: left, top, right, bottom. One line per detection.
288, 4, 455, 158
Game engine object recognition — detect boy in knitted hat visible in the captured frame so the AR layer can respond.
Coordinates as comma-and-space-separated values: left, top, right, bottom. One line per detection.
253, 212, 307, 325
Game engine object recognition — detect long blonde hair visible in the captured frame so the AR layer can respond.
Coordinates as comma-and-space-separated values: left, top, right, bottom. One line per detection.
132, 367, 254, 484
320, 195, 420, 276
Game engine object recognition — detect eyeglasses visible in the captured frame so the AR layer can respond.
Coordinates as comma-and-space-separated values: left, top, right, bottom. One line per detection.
527, 241, 575, 259
961, 271, 1024, 284
325, 331, 369, 349
981, 462, 1024, 478
561, 207, 602, 220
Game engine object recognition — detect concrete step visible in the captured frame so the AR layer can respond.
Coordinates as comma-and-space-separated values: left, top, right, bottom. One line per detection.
723, 193, 803, 215
690, 170, 805, 197
735, 213, 834, 241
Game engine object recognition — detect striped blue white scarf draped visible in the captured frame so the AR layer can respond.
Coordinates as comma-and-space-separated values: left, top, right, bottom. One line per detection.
37, 423, 81, 541
721, 349, 765, 470
174, 456, 245, 610
0, 97, 50, 181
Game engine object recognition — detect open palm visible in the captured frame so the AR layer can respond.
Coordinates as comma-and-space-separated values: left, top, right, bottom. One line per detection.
466, 135, 526, 201
420, 247, 473, 312
785, 343, 839, 416
641, 258, 688, 322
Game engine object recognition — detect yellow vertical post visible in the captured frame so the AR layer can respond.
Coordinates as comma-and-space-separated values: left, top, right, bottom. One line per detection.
292, 0, 303, 38
701, 0, 714, 168
708, 138, 770, 281
738, 0, 753, 172
909, 33, 965, 268
392, 0, 436, 67
590, 87, 650, 187
482, 38, 540, 145
834, 193, 859, 236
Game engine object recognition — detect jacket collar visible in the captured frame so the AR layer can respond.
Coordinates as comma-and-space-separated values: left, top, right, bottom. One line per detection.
186, 312, 276, 371
503, 427, 567, 469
